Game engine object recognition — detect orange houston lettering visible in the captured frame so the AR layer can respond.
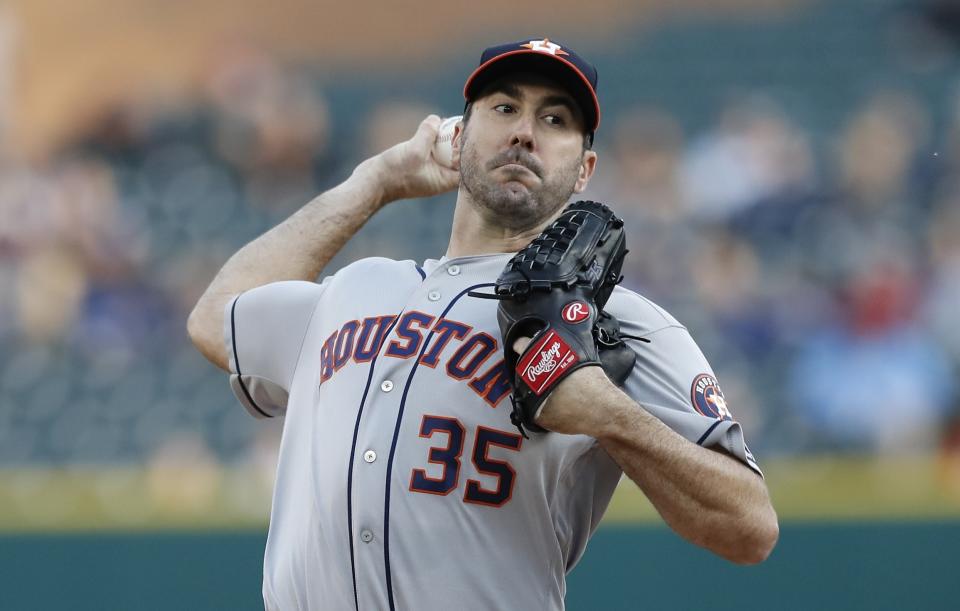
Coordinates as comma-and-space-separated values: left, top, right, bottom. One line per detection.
385, 311, 435, 359
354, 315, 397, 363
333, 320, 360, 372
420, 319, 472, 368
319, 330, 338, 383
447, 332, 498, 380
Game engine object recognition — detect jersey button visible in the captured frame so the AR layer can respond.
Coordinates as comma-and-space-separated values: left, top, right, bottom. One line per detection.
360, 530, 374, 543
447, 265, 461, 276
428, 290, 441, 301
363, 450, 377, 463
380, 380, 394, 392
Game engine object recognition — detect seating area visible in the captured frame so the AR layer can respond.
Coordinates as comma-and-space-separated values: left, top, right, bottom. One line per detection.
1, 0, 959, 467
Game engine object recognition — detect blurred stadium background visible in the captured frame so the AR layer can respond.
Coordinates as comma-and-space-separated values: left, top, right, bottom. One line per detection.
1, 0, 959, 609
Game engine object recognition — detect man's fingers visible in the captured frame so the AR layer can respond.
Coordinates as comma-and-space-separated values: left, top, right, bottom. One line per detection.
438, 165, 460, 182
513, 336, 532, 354
416, 115, 442, 147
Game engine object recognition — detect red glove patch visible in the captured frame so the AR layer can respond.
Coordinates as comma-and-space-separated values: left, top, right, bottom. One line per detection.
516, 330, 579, 395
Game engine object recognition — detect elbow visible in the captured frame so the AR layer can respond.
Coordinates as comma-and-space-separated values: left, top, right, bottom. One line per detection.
729, 510, 779, 566
186, 304, 205, 348
186, 300, 229, 371
187, 289, 223, 350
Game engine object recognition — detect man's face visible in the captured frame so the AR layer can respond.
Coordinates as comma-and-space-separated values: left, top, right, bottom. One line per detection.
456, 74, 597, 231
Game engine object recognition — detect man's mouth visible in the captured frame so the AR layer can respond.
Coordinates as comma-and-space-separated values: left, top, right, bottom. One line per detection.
488, 149, 543, 178
498, 163, 535, 175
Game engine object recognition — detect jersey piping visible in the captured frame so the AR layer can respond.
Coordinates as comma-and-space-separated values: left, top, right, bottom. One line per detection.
346, 264, 437, 610
696, 419, 724, 445
346, 313, 401, 610
382, 282, 495, 611
230, 295, 271, 419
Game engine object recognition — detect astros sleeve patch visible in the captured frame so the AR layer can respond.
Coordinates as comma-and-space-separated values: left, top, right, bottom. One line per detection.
690, 373, 733, 421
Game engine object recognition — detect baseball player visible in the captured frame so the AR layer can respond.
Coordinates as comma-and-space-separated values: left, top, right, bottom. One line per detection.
188, 38, 778, 610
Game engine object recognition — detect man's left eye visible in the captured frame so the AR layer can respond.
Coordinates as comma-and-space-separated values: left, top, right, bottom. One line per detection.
544, 115, 565, 126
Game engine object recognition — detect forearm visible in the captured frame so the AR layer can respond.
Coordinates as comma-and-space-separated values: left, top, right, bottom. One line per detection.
597, 405, 778, 564
187, 157, 389, 370
542, 369, 778, 564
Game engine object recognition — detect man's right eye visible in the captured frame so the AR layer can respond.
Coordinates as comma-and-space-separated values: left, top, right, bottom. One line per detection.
494, 104, 516, 114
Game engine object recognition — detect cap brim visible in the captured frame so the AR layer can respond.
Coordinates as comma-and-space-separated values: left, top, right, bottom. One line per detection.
462, 50, 600, 132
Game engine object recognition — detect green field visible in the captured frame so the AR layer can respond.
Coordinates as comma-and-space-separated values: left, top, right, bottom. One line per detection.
0, 522, 956, 610
1, 456, 957, 609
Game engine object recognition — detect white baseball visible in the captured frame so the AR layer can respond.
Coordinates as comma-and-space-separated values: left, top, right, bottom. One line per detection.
432, 115, 462, 168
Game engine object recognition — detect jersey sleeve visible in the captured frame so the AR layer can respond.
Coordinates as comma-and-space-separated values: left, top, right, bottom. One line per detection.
224, 280, 325, 419
608, 291, 762, 476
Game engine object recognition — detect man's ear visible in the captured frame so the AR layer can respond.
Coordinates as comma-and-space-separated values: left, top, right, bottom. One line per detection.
451, 120, 464, 170
573, 150, 598, 193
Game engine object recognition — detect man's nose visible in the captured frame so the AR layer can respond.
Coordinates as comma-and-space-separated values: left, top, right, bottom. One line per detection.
508, 114, 536, 150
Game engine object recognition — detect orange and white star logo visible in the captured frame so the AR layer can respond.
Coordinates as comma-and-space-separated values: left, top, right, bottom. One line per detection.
521, 38, 569, 56
690, 373, 734, 421
705, 390, 733, 420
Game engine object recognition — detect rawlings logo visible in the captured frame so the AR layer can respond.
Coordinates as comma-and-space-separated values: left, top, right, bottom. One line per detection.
516, 330, 580, 395
523, 342, 562, 382
561, 301, 590, 324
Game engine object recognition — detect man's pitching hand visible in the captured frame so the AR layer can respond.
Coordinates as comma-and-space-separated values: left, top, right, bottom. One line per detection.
372, 115, 461, 204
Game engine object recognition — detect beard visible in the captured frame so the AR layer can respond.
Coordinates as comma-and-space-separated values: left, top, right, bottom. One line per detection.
459, 131, 583, 232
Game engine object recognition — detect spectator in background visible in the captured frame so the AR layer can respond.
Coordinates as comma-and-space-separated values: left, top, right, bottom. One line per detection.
837, 90, 930, 211
797, 90, 931, 309
782, 88, 954, 453
689, 229, 778, 361
923, 186, 960, 363
788, 254, 954, 452
592, 106, 687, 220
2, 23, 960, 469
1, 159, 100, 344
203, 46, 334, 215
583, 106, 699, 308
680, 94, 815, 223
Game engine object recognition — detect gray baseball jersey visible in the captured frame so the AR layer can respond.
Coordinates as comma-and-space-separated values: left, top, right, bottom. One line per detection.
225, 253, 761, 611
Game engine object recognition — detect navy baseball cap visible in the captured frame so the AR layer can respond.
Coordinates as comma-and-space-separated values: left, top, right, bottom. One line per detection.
463, 38, 600, 134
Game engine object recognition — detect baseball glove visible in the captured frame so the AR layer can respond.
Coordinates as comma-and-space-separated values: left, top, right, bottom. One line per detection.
482, 200, 643, 436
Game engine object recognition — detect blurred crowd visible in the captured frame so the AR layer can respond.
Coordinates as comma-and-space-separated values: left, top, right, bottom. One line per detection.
2, 18, 960, 472
583, 90, 960, 455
